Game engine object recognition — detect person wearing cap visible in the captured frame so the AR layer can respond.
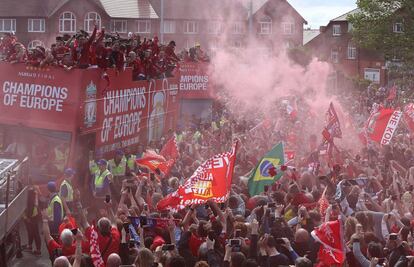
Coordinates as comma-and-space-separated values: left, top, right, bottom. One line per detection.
108, 149, 127, 190
94, 159, 113, 199
124, 147, 137, 176
46, 181, 64, 238
59, 168, 76, 210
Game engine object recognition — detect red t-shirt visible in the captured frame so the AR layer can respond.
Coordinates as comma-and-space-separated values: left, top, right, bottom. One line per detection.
47, 239, 76, 258
85, 226, 120, 263
189, 233, 205, 257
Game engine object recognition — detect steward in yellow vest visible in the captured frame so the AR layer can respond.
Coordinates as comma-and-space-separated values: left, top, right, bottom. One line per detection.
94, 159, 113, 198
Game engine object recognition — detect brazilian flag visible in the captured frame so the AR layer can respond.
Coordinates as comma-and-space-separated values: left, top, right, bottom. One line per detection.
248, 143, 284, 196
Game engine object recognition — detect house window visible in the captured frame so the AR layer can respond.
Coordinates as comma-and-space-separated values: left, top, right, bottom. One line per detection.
28, 19, 45, 32
348, 22, 353, 32
110, 20, 127, 33
84, 12, 101, 32
232, 21, 243, 34
282, 22, 295, 35
331, 49, 339, 63
137, 20, 151, 33
0, 19, 16, 32
393, 22, 404, 33
207, 21, 221, 34
364, 68, 380, 83
59, 12, 76, 33
347, 43, 357, 59
163, 20, 175, 34
184, 21, 198, 34
28, 40, 45, 50
332, 24, 341, 36
259, 16, 272, 34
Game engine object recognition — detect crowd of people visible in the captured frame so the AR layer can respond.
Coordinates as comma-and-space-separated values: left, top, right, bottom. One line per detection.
17, 79, 414, 267
0, 23, 209, 81
5, 20, 414, 267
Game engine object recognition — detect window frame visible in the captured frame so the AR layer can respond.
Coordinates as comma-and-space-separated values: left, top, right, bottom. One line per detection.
232, 21, 243, 34
393, 22, 404, 33
163, 20, 176, 34
207, 21, 222, 35
282, 22, 295, 35
332, 24, 341, 36
28, 18, 45, 33
259, 16, 272, 35
59, 11, 76, 33
136, 20, 151, 34
84, 12, 101, 33
347, 43, 357, 60
184, 20, 198, 34
364, 68, 380, 83
110, 20, 128, 33
0, 18, 16, 33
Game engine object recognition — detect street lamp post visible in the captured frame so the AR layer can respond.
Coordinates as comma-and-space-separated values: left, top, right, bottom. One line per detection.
160, 0, 164, 44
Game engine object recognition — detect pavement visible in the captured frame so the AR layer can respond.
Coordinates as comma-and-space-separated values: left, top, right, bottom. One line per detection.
9, 222, 50, 267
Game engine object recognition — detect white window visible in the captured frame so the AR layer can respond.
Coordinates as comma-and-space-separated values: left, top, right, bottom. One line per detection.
110, 20, 127, 33
331, 49, 339, 63
84, 12, 101, 32
282, 22, 295, 35
28, 40, 45, 50
259, 16, 272, 34
232, 21, 243, 34
59, 12, 76, 33
163, 20, 176, 34
393, 22, 404, 33
207, 21, 222, 34
333, 24, 341, 36
0, 19, 16, 32
348, 22, 353, 32
347, 43, 357, 59
137, 20, 151, 33
364, 68, 380, 83
184, 21, 198, 34
28, 19, 45, 32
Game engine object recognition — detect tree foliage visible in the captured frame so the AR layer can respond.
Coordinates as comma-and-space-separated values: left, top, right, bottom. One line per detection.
349, 0, 414, 87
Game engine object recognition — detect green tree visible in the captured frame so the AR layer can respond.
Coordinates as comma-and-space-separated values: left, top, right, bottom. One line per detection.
349, 0, 414, 88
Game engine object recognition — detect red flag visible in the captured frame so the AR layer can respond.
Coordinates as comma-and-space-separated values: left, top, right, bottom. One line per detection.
311, 220, 345, 266
318, 187, 329, 216
160, 136, 179, 160
89, 225, 105, 267
403, 103, 414, 135
387, 85, 397, 101
136, 150, 172, 175
323, 102, 342, 141
365, 108, 402, 145
157, 141, 238, 211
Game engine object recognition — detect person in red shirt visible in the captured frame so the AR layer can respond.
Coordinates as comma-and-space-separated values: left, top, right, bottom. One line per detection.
74, 25, 97, 68
84, 217, 120, 263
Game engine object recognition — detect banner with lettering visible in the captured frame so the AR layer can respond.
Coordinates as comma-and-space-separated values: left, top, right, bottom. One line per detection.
80, 68, 179, 155
0, 63, 81, 131
365, 107, 402, 145
178, 62, 213, 99
157, 141, 238, 211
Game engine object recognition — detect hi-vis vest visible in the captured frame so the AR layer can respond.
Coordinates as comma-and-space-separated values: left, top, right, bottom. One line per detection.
59, 179, 73, 202
89, 160, 99, 175
54, 148, 68, 172
108, 157, 126, 177
126, 155, 136, 170
94, 169, 111, 190
47, 194, 64, 221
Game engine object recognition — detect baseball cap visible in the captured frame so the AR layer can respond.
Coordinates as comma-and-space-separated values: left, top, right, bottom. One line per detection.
64, 168, 76, 176
47, 181, 57, 193
97, 159, 107, 166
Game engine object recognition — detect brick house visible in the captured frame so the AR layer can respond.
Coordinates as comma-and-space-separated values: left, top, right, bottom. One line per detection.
0, 0, 158, 49
0, 0, 306, 53
304, 9, 387, 89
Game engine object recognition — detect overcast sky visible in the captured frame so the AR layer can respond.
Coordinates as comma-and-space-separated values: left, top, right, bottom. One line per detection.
288, 0, 357, 29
